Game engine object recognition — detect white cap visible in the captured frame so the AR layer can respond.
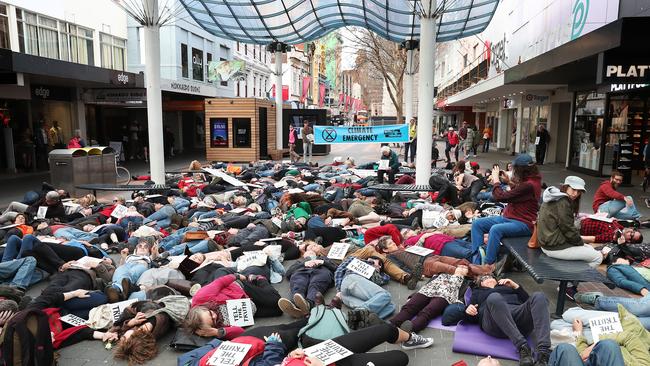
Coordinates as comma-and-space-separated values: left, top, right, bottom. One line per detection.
564, 176, 586, 191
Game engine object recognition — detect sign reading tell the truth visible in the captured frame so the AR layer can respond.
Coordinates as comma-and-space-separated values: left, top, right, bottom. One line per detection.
206, 341, 252, 366
304, 339, 353, 364
589, 313, 623, 343
346, 258, 375, 279
226, 298, 255, 327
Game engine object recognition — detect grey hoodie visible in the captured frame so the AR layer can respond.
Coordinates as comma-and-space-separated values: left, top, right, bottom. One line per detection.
542, 186, 567, 203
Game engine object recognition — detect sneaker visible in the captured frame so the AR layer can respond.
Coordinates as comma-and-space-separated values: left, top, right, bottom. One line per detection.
329, 295, 343, 309
347, 308, 370, 330
313, 291, 325, 306
574, 291, 603, 306
189, 283, 202, 297
493, 254, 509, 278
534, 353, 550, 366
407, 264, 423, 290
278, 298, 305, 318
109, 233, 118, 243
293, 293, 311, 314
518, 345, 535, 366
565, 286, 578, 301
622, 149, 633, 154
478, 247, 487, 265
645, 198, 650, 209
402, 333, 434, 350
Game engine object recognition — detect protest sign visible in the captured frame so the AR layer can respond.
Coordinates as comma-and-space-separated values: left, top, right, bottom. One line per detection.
589, 313, 623, 342
304, 339, 353, 364
226, 298, 255, 327
37, 206, 48, 219
206, 342, 252, 366
405, 246, 434, 256
60, 314, 87, 327
328, 243, 350, 260
111, 204, 128, 219
110, 299, 138, 322
346, 258, 375, 279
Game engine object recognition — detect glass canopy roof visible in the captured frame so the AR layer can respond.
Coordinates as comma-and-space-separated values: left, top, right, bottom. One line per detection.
179, 0, 500, 44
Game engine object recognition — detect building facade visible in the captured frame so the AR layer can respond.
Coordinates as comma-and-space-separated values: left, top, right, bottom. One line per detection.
0, 0, 143, 172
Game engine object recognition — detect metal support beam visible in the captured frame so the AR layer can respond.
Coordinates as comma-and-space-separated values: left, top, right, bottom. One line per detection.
405, 48, 414, 125
144, 0, 165, 184
415, 0, 436, 185
274, 49, 284, 150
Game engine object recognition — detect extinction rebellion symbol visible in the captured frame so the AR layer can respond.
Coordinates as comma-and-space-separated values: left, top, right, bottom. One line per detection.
322, 128, 337, 142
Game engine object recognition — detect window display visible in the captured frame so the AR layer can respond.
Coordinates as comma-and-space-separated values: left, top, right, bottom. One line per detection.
605, 95, 644, 183
210, 118, 228, 147
571, 91, 605, 171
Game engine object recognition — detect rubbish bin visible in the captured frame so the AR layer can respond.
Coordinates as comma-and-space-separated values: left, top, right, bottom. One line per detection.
82, 147, 103, 184
97, 146, 116, 185
49, 149, 88, 197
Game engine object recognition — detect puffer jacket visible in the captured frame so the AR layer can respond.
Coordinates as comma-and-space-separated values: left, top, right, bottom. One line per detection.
537, 186, 582, 250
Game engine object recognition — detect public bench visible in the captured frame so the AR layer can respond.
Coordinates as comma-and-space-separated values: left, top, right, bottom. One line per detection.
369, 184, 434, 192
75, 184, 171, 197
501, 236, 615, 316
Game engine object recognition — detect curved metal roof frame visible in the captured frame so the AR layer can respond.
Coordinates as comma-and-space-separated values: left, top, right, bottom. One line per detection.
179, 0, 500, 44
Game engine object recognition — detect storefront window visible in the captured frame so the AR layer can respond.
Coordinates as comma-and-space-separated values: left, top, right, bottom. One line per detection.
233, 118, 251, 148
181, 43, 188, 78
521, 105, 549, 156
604, 95, 645, 181
210, 118, 228, 147
0, 5, 9, 49
571, 91, 605, 171
192, 47, 203, 81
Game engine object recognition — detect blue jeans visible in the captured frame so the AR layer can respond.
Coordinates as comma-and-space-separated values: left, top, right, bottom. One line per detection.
171, 197, 191, 214
596, 293, 650, 318
606, 264, 650, 294
21, 191, 40, 205
340, 274, 395, 319
598, 198, 641, 220
112, 262, 149, 291
303, 183, 320, 192
119, 216, 143, 230
471, 216, 531, 264
307, 216, 326, 229
143, 205, 176, 229
440, 239, 474, 259
549, 340, 624, 366
159, 227, 193, 251
190, 210, 218, 222
54, 227, 97, 242
167, 239, 210, 256
2, 235, 38, 262
63, 291, 108, 319
0, 257, 43, 289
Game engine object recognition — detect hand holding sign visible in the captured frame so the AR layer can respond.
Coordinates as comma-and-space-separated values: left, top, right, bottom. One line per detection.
589, 314, 623, 342
37, 206, 48, 219
328, 243, 350, 260
111, 204, 128, 219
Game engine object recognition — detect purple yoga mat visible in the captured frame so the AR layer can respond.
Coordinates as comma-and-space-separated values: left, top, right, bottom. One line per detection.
427, 316, 457, 331
452, 321, 520, 361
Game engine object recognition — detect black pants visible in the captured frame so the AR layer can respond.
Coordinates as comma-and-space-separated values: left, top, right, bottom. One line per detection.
461, 179, 485, 203
480, 292, 551, 354
241, 278, 282, 318
445, 144, 459, 162
535, 144, 547, 165
333, 323, 409, 366
241, 319, 307, 350
404, 139, 416, 163
304, 226, 346, 247
377, 169, 396, 184
191, 264, 235, 286
29, 270, 94, 310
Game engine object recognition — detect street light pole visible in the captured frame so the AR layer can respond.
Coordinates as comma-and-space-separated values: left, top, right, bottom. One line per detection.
415, 0, 436, 185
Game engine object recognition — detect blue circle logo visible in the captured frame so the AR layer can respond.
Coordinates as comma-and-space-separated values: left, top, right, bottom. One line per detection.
571, 0, 589, 40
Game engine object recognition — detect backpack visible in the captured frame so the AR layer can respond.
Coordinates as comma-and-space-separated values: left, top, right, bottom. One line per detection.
297, 305, 349, 348
0, 309, 55, 366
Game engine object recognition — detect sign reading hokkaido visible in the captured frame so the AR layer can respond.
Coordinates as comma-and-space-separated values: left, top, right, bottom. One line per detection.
313, 124, 409, 144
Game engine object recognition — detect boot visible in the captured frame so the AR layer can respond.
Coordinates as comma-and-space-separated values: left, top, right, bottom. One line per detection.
518, 345, 534, 366
166, 279, 197, 296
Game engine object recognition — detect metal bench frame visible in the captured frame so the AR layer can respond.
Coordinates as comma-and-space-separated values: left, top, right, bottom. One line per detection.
75, 184, 170, 197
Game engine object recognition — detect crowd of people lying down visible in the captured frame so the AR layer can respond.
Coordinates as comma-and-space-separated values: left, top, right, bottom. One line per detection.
0, 149, 649, 366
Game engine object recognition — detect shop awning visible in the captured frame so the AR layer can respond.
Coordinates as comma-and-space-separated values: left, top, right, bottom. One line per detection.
179, 0, 500, 44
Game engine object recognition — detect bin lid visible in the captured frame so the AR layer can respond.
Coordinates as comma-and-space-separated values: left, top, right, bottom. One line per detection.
48, 149, 87, 157
84, 146, 115, 154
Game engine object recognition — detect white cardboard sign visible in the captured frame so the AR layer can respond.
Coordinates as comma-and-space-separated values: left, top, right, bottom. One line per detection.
589, 313, 623, 342
59, 314, 87, 327
236, 251, 268, 272
328, 243, 350, 260
110, 299, 138, 322
405, 246, 434, 256
346, 258, 375, 279
304, 339, 353, 364
226, 298, 255, 327
206, 341, 252, 366
37, 206, 48, 219
111, 204, 128, 219
377, 160, 389, 171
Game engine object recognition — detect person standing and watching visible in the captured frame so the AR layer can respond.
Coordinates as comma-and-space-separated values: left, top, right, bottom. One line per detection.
404, 118, 417, 164
593, 170, 642, 221
535, 124, 550, 165
511, 126, 517, 156
445, 127, 460, 163
288, 124, 300, 163
301, 121, 313, 164
482, 124, 493, 153
378, 146, 400, 184
49, 120, 65, 149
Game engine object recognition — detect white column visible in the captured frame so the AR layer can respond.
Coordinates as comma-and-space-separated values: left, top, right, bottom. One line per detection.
143, 0, 165, 184
415, 0, 436, 185
275, 51, 283, 150
404, 48, 414, 125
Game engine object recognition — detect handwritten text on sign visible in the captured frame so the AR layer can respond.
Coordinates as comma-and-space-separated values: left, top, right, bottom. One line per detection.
59, 314, 87, 327
111, 204, 128, 219
206, 341, 252, 366
304, 339, 353, 364
589, 313, 623, 342
226, 298, 255, 327
346, 258, 375, 279
328, 243, 350, 260
405, 246, 434, 256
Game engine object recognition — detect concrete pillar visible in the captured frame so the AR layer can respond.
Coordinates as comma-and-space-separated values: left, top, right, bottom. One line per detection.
143, 0, 165, 183
404, 48, 414, 124
415, 0, 437, 185
275, 52, 283, 150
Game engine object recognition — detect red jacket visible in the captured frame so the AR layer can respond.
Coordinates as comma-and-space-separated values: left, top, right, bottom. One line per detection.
447, 131, 459, 146
364, 224, 402, 245
199, 336, 265, 366
592, 180, 626, 212
492, 175, 542, 231
192, 274, 248, 308
99, 204, 116, 218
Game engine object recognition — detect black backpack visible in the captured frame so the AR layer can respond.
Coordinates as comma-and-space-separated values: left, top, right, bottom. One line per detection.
0, 308, 54, 366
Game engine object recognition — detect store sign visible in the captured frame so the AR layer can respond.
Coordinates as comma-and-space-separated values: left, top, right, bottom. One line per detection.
31, 85, 71, 101
600, 52, 650, 84
609, 84, 649, 92
110, 71, 136, 87
192, 48, 203, 81
472, 104, 487, 112
502, 98, 517, 109
84, 88, 146, 104
524, 93, 550, 105
161, 79, 217, 97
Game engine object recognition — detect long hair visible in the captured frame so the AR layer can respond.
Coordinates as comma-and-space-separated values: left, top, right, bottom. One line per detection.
559, 184, 580, 216
183, 305, 223, 335
453, 160, 466, 174
511, 165, 539, 185
113, 328, 158, 365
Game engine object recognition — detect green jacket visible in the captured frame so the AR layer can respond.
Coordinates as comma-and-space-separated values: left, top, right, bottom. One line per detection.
576, 305, 650, 366
380, 150, 400, 171
286, 201, 311, 220
537, 186, 582, 250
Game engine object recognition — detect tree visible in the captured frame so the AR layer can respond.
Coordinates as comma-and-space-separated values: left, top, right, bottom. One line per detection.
351, 29, 418, 123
